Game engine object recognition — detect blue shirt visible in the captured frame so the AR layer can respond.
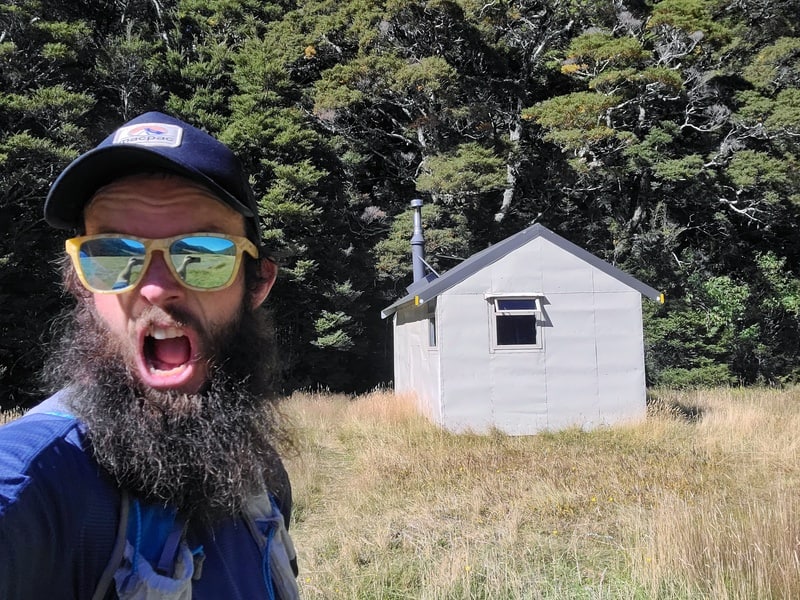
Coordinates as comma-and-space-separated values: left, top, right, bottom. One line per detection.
0, 394, 298, 599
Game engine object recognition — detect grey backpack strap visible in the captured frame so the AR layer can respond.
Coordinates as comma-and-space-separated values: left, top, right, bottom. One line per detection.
244, 494, 300, 600
267, 510, 299, 600
92, 490, 130, 600
25, 388, 76, 418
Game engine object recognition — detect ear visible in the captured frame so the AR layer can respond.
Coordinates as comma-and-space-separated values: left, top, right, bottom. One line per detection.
249, 258, 278, 310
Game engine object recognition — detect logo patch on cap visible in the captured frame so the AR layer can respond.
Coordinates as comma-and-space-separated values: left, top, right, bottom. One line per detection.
112, 122, 183, 148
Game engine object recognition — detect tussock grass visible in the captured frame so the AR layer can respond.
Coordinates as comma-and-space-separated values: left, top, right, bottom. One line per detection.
631, 388, 800, 600
283, 387, 800, 599
0, 407, 22, 426
2, 388, 795, 597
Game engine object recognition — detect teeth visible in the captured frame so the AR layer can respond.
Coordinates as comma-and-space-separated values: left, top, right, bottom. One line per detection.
149, 326, 184, 340
148, 365, 183, 375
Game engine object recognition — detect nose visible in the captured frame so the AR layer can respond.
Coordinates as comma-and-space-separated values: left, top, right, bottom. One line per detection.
137, 251, 184, 305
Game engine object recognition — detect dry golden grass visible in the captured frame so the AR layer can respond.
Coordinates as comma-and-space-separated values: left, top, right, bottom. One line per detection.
282, 387, 800, 599
630, 389, 800, 599
0, 407, 22, 426
2, 387, 796, 597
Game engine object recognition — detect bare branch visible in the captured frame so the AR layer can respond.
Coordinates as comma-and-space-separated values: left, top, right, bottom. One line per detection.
717, 197, 766, 224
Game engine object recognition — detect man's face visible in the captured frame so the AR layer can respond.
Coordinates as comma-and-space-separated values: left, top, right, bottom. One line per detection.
83, 174, 253, 394
46, 173, 287, 516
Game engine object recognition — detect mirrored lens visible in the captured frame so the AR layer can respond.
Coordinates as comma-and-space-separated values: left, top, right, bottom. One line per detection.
168, 236, 238, 289
78, 238, 146, 291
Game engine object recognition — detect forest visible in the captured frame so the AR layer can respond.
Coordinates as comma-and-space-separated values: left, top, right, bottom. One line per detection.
1, 0, 798, 408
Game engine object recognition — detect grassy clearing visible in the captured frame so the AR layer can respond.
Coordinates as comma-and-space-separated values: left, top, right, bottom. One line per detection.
282, 387, 800, 599
3, 388, 796, 597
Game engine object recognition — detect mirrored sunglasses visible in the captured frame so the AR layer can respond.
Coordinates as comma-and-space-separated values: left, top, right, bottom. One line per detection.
65, 233, 259, 294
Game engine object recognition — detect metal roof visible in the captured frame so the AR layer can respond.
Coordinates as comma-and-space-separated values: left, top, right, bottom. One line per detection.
381, 223, 663, 318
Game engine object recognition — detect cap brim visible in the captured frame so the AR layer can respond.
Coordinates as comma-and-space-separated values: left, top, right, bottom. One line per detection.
44, 145, 254, 230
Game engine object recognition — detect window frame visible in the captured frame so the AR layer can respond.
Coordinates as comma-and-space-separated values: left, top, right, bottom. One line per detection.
486, 293, 543, 352
426, 301, 438, 349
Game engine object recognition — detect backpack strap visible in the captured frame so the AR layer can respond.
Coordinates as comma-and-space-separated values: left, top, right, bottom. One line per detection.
24, 390, 129, 600
91, 490, 130, 600
244, 494, 300, 600
25, 388, 77, 419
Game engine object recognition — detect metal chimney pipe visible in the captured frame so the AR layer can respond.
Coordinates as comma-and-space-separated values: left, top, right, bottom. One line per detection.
410, 198, 426, 283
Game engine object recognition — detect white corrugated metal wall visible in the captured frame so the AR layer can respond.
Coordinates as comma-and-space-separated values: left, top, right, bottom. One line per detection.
393, 234, 647, 435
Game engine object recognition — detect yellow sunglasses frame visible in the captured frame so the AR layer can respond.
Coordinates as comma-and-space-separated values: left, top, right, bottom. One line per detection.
65, 233, 259, 294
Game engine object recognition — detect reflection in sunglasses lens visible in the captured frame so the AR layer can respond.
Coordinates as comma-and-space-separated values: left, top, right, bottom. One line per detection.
168, 236, 237, 288
76, 235, 241, 291
79, 238, 146, 291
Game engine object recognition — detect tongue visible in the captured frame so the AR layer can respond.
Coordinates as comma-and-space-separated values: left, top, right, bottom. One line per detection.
150, 336, 191, 369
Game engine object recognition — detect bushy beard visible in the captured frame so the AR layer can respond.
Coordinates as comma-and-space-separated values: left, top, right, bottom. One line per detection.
40, 299, 291, 522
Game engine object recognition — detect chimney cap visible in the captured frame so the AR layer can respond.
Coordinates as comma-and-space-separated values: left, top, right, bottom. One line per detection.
410, 198, 423, 208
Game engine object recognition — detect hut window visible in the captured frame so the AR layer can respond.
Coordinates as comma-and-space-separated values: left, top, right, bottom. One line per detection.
427, 309, 437, 348
491, 297, 539, 347
424, 301, 437, 348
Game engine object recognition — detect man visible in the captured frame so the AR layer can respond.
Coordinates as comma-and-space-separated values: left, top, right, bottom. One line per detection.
0, 112, 300, 599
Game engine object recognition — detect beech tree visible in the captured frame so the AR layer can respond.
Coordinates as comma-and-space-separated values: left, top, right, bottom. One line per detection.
1, 0, 798, 407
0, 1, 95, 406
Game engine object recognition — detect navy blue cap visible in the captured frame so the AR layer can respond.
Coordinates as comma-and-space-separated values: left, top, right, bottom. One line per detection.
44, 111, 263, 245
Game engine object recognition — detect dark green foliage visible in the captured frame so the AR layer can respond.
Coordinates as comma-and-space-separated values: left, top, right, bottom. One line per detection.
374, 202, 470, 285
0, 1, 95, 407
1, 0, 799, 408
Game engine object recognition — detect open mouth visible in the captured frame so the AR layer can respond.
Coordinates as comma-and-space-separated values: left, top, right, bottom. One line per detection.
143, 325, 192, 373
135, 321, 206, 393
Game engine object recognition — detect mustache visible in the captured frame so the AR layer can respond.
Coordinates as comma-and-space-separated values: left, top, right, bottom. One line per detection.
136, 303, 202, 331
139, 305, 192, 329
